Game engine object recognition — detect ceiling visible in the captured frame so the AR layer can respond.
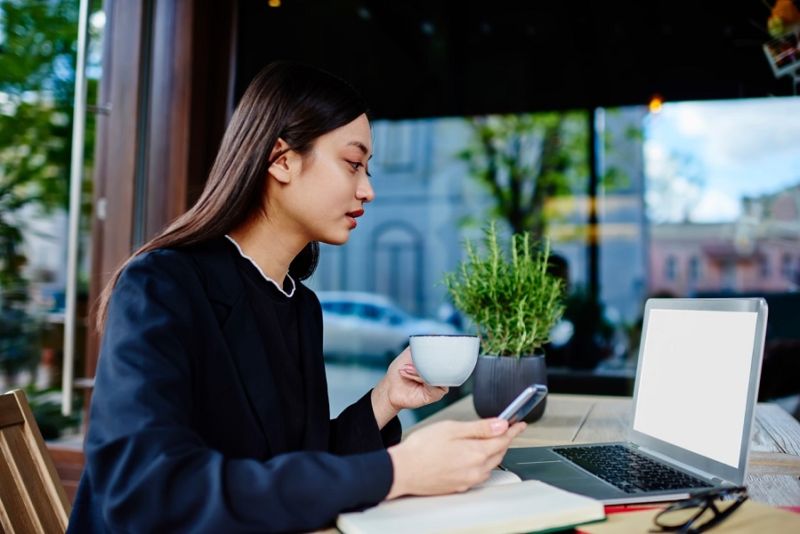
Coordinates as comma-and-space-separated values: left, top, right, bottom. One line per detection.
235, 0, 797, 119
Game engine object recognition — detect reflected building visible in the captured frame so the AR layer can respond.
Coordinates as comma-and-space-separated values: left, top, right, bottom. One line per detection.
308, 118, 493, 317
650, 183, 800, 295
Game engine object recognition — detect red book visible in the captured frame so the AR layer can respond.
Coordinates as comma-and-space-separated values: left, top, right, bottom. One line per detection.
604, 504, 660, 515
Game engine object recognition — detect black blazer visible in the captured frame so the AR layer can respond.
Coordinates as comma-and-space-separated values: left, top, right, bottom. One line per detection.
68, 239, 401, 533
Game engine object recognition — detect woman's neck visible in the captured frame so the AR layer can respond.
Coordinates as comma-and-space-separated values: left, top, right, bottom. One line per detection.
228, 214, 306, 286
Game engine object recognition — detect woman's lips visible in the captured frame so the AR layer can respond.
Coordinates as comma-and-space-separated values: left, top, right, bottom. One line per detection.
347, 209, 364, 218
345, 209, 364, 229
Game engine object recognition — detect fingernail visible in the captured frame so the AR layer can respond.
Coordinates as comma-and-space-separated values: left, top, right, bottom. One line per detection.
490, 420, 506, 433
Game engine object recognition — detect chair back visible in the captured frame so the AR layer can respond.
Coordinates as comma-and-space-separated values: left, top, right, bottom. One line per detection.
0, 389, 71, 533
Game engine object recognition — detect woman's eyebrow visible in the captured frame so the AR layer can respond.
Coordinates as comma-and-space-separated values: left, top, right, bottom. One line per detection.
347, 141, 373, 159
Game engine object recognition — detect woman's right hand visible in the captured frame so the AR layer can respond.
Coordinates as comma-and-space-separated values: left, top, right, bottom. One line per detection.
385, 418, 527, 498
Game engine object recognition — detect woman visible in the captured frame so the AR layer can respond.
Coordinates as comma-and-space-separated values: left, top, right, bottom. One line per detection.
68, 62, 526, 533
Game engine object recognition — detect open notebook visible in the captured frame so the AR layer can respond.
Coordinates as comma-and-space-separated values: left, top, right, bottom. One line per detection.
337, 472, 605, 534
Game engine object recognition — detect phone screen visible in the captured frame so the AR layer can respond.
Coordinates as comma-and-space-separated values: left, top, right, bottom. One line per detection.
498, 384, 548, 424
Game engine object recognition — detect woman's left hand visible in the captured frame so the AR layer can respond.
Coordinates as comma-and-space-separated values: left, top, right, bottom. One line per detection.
371, 347, 448, 428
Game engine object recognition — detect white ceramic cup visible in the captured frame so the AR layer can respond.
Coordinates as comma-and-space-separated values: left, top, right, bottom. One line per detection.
409, 334, 480, 387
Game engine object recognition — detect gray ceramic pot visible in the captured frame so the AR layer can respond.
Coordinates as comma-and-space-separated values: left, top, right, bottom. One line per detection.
472, 353, 548, 422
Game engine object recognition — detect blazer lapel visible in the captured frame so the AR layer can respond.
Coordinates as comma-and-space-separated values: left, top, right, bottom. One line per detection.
221, 298, 288, 455
190, 239, 288, 455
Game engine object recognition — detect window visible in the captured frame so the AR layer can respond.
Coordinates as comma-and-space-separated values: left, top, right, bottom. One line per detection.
371, 223, 423, 315
759, 256, 770, 279
644, 97, 800, 297
375, 121, 415, 171
323, 302, 355, 315
782, 254, 793, 280
387, 312, 404, 326
665, 256, 678, 281
0, 1, 105, 435
722, 261, 737, 291
361, 304, 382, 321
311, 96, 800, 418
688, 256, 701, 283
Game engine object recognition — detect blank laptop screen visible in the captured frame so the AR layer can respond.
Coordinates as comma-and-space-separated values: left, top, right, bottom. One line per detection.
632, 309, 758, 467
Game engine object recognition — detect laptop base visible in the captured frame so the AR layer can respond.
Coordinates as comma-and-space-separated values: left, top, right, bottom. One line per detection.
502, 444, 722, 505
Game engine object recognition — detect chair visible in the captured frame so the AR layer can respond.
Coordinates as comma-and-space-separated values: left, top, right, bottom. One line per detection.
0, 389, 71, 533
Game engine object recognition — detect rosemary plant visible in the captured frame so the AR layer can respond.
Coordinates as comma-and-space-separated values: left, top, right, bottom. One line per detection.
444, 222, 565, 357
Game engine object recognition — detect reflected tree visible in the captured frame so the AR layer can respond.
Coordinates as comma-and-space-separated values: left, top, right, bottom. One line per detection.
0, 0, 100, 392
644, 147, 705, 223
458, 111, 632, 239
458, 112, 589, 239
0, 0, 81, 296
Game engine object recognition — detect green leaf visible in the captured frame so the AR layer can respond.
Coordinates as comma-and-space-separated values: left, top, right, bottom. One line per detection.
444, 222, 566, 356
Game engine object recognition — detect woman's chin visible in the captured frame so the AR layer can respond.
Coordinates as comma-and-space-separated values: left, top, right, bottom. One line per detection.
318, 232, 351, 246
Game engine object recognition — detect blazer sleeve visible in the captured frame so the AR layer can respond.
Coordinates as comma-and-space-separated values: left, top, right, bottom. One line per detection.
84, 251, 393, 533
329, 392, 403, 453
302, 289, 403, 453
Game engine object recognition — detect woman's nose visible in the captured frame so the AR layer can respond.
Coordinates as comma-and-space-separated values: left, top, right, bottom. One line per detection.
357, 175, 375, 203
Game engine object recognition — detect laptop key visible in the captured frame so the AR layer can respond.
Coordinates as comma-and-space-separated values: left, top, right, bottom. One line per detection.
553, 445, 712, 494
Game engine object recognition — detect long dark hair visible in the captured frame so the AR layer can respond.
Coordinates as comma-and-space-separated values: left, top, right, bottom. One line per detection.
97, 61, 368, 331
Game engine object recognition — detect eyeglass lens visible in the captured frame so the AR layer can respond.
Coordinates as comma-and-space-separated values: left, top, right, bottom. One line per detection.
654, 488, 748, 533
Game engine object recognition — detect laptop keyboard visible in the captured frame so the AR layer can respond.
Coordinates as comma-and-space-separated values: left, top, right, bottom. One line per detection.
552, 444, 713, 494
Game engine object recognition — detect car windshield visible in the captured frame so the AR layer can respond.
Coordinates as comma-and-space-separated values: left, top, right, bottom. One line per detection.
321, 301, 355, 315
320, 299, 409, 325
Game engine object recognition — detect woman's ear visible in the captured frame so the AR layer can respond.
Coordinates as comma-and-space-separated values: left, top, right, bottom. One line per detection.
268, 138, 295, 184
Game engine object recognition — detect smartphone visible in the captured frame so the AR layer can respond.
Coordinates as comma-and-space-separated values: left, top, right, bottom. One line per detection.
498, 384, 548, 424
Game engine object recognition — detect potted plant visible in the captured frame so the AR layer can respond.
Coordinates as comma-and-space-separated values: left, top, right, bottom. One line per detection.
443, 221, 565, 422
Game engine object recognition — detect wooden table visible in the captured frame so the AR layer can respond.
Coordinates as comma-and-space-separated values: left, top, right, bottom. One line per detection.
408, 393, 800, 506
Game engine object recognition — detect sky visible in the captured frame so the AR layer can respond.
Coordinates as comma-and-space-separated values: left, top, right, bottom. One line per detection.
643, 96, 800, 223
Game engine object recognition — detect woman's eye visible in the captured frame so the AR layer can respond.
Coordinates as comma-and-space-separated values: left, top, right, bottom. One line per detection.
347, 160, 371, 177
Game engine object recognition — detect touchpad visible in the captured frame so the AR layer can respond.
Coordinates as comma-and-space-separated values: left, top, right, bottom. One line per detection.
502, 447, 620, 499
512, 458, 589, 482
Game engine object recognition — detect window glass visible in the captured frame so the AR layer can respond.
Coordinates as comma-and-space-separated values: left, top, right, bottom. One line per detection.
644, 97, 800, 296
311, 96, 800, 417
587, 107, 647, 375
309, 111, 591, 420
327, 301, 354, 315
781, 253, 793, 280
640, 96, 800, 407
0, 0, 105, 438
759, 256, 770, 279
688, 256, 701, 283
356, 304, 376, 321
665, 256, 678, 281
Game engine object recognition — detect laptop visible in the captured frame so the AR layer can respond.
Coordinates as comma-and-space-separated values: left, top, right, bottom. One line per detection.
502, 298, 768, 504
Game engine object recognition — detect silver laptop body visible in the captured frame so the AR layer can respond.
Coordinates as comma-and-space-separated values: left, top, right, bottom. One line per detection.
502, 298, 768, 504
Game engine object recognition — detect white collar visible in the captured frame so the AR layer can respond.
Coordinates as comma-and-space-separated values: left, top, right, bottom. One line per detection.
224, 235, 296, 298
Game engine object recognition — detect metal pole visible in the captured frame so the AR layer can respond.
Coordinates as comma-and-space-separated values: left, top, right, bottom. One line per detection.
587, 107, 601, 303
62, 0, 91, 416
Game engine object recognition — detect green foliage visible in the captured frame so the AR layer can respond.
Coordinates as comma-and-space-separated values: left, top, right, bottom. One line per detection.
25, 386, 81, 440
0, 303, 40, 374
458, 111, 636, 240
457, 112, 589, 239
0, 0, 82, 296
444, 221, 565, 357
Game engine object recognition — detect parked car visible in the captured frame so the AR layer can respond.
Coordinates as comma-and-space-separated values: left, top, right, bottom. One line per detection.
316, 291, 460, 362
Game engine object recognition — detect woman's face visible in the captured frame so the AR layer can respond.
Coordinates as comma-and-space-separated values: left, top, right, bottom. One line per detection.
274, 113, 375, 245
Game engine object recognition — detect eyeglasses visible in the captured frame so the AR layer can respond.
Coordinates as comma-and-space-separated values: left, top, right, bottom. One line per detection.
650, 486, 748, 534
